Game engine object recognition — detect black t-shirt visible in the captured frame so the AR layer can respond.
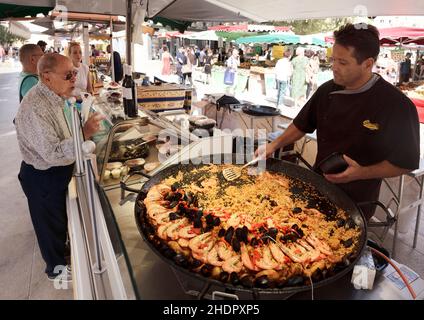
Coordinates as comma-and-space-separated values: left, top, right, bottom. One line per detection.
293, 75, 420, 218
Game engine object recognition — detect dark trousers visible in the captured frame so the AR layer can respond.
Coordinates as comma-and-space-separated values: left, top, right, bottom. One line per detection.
18, 161, 74, 276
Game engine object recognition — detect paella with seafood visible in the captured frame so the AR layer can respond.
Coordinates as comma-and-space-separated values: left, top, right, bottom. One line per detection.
139, 164, 362, 289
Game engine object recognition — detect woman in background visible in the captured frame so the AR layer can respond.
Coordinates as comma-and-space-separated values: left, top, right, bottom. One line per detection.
161, 46, 173, 75
68, 42, 93, 98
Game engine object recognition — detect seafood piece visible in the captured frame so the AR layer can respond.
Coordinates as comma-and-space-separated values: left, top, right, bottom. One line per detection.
207, 245, 224, 267
192, 251, 208, 263
157, 222, 173, 240
222, 255, 243, 274
227, 213, 241, 228
166, 218, 188, 240
279, 242, 312, 264
306, 233, 333, 256
240, 243, 259, 271
178, 226, 199, 239
178, 238, 189, 248
217, 240, 235, 261
255, 269, 280, 282
153, 211, 171, 225
254, 246, 279, 270
189, 232, 215, 254
269, 242, 290, 265
296, 239, 321, 262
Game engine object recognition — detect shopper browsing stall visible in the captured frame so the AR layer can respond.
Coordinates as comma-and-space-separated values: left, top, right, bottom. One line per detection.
68, 42, 93, 98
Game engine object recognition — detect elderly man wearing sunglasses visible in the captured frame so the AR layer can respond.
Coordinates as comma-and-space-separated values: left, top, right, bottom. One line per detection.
14, 53, 104, 281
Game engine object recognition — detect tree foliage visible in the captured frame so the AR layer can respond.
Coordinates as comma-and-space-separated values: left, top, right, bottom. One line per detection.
269, 18, 355, 35
0, 25, 24, 46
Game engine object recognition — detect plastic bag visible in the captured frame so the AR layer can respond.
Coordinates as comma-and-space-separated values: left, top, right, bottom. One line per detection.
224, 68, 235, 85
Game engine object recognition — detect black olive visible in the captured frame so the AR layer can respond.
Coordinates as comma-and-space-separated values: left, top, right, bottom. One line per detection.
164, 192, 172, 201
232, 238, 241, 252
163, 248, 176, 259
218, 228, 226, 237
240, 275, 254, 288
230, 272, 240, 286
235, 228, 244, 241
241, 226, 249, 243
341, 238, 353, 248
169, 212, 179, 221
177, 203, 186, 214
268, 227, 278, 239
174, 254, 188, 267
311, 268, 323, 281
276, 279, 288, 288
345, 218, 356, 229
255, 275, 270, 288
204, 224, 214, 232
269, 200, 278, 207
200, 264, 213, 277
224, 226, 234, 244
171, 183, 179, 192
250, 237, 259, 247
169, 201, 178, 209
205, 214, 214, 226
292, 207, 302, 214
193, 218, 202, 229
213, 217, 221, 227
336, 219, 346, 228
219, 271, 230, 283
190, 259, 202, 269
286, 276, 304, 286
173, 192, 183, 201
258, 226, 267, 234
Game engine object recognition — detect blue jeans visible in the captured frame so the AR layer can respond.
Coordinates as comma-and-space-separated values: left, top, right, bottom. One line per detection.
276, 80, 288, 106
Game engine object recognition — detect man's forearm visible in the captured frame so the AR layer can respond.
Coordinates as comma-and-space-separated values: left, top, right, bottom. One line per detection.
360, 160, 411, 180
271, 123, 306, 151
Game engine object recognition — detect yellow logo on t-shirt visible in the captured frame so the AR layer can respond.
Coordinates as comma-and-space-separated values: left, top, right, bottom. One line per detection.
363, 120, 379, 130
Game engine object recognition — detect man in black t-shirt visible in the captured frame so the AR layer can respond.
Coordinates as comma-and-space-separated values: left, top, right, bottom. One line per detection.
256, 23, 420, 221
106, 45, 123, 82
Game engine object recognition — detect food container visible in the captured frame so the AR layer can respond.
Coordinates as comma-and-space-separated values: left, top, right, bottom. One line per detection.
124, 158, 146, 171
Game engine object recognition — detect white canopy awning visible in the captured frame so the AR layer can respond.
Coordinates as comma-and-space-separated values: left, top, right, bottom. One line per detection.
4, 0, 424, 22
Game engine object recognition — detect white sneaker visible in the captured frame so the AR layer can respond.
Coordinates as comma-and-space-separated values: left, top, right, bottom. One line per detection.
47, 265, 72, 282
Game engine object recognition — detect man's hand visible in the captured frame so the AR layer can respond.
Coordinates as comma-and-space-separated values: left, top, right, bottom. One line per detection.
254, 142, 277, 160
83, 113, 106, 139
324, 155, 364, 184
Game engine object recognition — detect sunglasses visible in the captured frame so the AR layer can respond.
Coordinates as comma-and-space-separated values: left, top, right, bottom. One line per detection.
63, 70, 78, 81
43, 69, 78, 81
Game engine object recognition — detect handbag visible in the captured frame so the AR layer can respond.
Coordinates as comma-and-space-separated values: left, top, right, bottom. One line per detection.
224, 68, 235, 85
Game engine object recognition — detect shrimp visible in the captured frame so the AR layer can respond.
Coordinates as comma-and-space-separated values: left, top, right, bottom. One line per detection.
305, 233, 333, 256
279, 242, 311, 264
207, 245, 224, 267
240, 243, 259, 271
269, 242, 290, 265
222, 255, 243, 274
178, 225, 199, 239
217, 240, 235, 261
157, 222, 173, 240
153, 211, 171, 225
166, 218, 188, 240
254, 246, 279, 270
178, 238, 189, 248
297, 239, 321, 262
189, 232, 215, 254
